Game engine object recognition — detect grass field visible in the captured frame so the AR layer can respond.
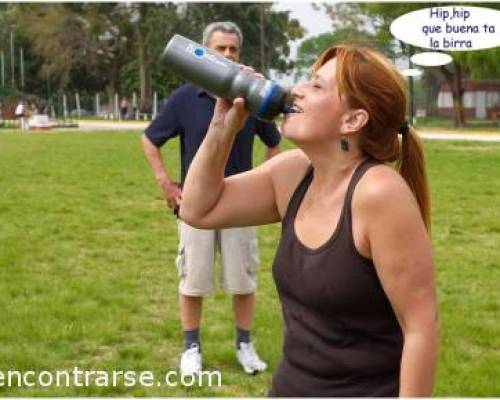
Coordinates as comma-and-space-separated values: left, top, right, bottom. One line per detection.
0, 131, 499, 396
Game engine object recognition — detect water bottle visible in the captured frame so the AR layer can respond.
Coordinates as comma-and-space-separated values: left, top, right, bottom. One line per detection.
162, 34, 297, 121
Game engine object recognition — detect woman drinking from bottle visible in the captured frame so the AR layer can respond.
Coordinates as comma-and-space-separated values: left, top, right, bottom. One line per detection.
179, 45, 439, 397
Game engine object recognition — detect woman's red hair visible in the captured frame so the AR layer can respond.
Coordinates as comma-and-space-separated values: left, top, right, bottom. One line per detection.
313, 45, 431, 230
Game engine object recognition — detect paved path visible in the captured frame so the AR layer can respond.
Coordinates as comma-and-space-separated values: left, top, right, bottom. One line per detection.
419, 131, 500, 142
76, 120, 148, 131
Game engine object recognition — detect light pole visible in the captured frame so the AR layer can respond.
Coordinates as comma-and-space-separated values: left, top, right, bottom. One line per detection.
259, 3, 266, 75
20, 47, 24, 89
1, 51, 4, 87
401, 64, 423, 124
10, 31, 15, 88
407, 45, 416, 125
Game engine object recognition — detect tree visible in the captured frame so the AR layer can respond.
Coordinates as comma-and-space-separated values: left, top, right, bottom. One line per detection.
180, 3, 304, 75
324, 1, 500, 127
123, 2, 305, 108
0, 5, 12, 84
13, 3, 135, 110
421, 68, 447, 118
295, 27, 388, 81
81, 3, 133, 106
1, 2, 305, 114
119, 3, 187, 111
16, 4, 96, 90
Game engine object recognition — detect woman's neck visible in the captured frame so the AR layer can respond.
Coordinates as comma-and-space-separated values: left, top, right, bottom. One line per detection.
303, 141, 366, 192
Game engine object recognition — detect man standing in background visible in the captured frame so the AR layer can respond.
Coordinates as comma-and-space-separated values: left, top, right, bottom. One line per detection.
141, 21, 281, 377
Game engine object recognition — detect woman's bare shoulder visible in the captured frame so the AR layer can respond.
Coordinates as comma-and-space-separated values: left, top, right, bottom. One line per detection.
266, 148, 309, 172
265, 149, 310, 218
354, 163, 419, 217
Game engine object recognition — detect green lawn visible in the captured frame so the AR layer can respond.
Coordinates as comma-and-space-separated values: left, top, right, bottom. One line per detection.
0, 131, 498, 396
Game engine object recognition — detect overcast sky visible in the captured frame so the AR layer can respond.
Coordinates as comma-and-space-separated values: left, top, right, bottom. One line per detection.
269, 2, 332, 84
269, 1, 412, 84
272, 1, 333, 59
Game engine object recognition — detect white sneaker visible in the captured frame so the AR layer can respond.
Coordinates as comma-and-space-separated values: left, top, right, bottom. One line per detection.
236, 342, 267, 374
180, 344, 202, 377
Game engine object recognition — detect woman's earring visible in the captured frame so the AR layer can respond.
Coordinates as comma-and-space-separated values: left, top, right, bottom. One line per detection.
340, 135, 349, 152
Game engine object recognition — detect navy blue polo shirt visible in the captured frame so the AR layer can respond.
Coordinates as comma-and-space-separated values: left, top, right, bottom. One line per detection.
145, 84, 281, 185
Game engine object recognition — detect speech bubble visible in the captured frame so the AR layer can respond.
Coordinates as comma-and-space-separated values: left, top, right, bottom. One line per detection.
411, 52, 453, 66
390, 6, 500, 51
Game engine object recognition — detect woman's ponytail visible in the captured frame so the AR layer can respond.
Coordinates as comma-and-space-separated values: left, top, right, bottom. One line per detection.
396, 126, 431, 231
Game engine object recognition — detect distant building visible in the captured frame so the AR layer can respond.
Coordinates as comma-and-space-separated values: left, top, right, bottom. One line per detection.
437, 80, 500, 119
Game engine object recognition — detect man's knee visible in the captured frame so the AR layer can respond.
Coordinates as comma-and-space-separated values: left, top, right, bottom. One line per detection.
221, 227, 260, 294
176, 221, 216, 295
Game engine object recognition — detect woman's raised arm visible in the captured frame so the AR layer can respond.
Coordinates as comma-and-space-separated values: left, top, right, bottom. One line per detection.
180, 97, 308, 229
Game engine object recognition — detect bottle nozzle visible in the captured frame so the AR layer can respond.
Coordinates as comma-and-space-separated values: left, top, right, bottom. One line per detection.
282, 105, 303, 114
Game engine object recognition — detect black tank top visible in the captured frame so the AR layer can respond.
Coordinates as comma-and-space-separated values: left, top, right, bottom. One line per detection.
269, 159, 403, 397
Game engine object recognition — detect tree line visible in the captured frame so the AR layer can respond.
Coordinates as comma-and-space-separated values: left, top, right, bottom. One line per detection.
0, 3, 304, 113
1, 2, 498, 127
294, 2, 499, 127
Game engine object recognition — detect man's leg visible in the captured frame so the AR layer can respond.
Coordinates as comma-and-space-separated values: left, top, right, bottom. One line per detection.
180, 294, 203, 331
220, 226, 267, 374
176, 220, 216, 376
232, 284, 256, 353
233, 293, 254, 331
180, 294, 202, 352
